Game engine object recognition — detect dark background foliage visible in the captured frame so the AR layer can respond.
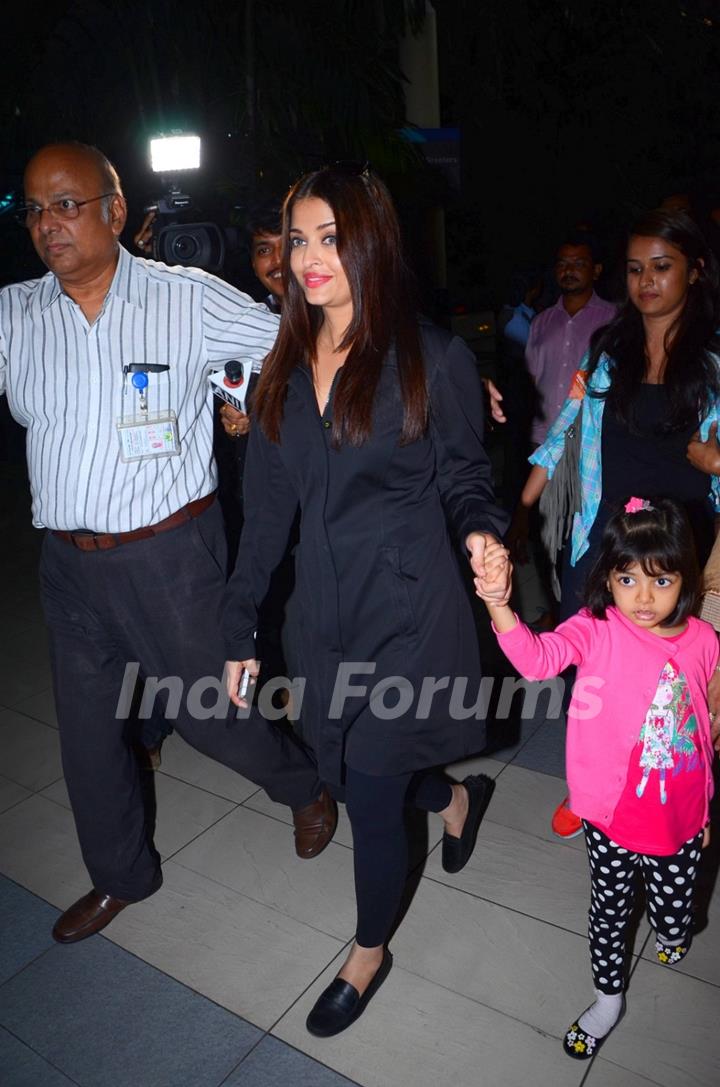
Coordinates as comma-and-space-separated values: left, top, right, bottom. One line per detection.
440, 0, 720, 301
3, 0, 720, 304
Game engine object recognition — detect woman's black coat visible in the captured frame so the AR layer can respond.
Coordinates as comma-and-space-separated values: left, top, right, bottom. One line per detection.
223, 323, 509, 785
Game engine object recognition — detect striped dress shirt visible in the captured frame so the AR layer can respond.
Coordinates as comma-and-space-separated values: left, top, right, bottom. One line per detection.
0, 245, 279, 532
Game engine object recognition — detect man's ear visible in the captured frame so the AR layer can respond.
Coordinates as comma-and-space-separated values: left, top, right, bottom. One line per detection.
593, 262, 603, 282
109, 194, 127, 237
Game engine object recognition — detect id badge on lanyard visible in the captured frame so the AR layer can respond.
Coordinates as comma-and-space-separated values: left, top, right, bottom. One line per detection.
116, 364, 180, 463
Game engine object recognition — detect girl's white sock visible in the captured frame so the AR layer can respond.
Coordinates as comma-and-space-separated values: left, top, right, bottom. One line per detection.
578, 989, 624, 1038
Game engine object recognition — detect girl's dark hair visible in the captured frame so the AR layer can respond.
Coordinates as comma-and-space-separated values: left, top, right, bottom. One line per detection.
253, 167, 427, 447
586, 208, 720, 432
585, 497, 700, 624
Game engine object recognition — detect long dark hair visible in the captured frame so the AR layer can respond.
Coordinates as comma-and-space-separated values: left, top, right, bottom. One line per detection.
585, 497, 699, 625
253, 167, 427, 446
587, 209, 720, 432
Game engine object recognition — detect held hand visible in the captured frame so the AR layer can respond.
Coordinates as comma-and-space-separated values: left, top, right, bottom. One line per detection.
220, 403, 250, 438
474, 551, 513, 605
473, 543, 516, 632
467, 535, 512, 605
466, 532, 494, 579
478, 539, 510, 571
133, 210, 156, 253
687, 422, 720, 476
225, 659, 260, 708
482, 378, 507, 424
703, 824, 711, 849
473, 564, 513, 606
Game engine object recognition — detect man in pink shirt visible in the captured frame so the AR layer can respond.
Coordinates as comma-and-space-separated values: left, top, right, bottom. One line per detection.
523, 235, 616, 837
526, 236, 616, 446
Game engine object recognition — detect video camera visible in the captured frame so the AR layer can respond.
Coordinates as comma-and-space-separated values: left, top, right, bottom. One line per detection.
146, 135, 226, 274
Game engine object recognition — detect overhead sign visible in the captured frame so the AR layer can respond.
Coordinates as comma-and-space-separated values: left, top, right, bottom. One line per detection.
401, 127, 460, 192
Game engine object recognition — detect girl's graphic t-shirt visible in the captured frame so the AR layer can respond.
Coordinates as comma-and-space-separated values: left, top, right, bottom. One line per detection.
602, 637, 706, 854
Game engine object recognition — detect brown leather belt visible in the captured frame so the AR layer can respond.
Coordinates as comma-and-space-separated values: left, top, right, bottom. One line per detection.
51, 492, 216, 552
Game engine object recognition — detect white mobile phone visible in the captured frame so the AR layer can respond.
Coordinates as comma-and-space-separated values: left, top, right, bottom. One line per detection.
239, 669, 251, 699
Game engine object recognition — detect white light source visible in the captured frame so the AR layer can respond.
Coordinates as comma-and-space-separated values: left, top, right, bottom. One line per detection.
150, 135, 201, 173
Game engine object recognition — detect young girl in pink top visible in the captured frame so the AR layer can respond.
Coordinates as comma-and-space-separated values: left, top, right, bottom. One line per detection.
478, 496, 718, 1060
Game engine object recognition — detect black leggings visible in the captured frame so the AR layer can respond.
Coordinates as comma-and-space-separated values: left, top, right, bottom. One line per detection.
345, 766, 453, 947
583, 821, 703, 995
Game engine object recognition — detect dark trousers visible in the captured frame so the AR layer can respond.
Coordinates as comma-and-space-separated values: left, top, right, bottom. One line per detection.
558, 508, 610, 623
557, 504, 613, 715
583, 822, 702, 994
39, 502, 321, 902
344, 766, 452, 947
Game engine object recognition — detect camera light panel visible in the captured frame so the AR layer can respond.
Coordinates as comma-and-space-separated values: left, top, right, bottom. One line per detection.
150, 135, 201, 174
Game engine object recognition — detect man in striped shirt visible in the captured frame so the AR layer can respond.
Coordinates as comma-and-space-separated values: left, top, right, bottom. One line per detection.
0, 142, 336, 943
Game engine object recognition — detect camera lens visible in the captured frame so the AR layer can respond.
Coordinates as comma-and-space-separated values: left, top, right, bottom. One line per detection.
171, 233, 200, 262
156, 222, 225, 272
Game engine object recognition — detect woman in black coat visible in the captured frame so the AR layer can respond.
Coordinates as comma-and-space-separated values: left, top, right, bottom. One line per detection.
223, 166, 509, 1036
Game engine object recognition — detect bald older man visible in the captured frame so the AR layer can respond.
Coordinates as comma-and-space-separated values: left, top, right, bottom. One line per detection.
0, 142, 335, 942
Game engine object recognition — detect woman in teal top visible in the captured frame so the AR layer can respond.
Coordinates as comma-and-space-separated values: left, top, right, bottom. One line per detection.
515, 208, 720, 620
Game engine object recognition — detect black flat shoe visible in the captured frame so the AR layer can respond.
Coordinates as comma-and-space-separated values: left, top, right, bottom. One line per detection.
441, 774, 496, 874
306, 950, 393, 1037
563, 998, 626, 1060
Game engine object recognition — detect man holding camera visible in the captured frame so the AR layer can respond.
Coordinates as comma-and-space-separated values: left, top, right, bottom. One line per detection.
0, 141, 336, 943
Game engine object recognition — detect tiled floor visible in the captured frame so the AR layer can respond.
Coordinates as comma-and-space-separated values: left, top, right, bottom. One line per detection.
1, 461, 719, 1087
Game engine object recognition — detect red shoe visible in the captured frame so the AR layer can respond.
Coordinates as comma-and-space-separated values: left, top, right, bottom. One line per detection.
551, 796, 583, 839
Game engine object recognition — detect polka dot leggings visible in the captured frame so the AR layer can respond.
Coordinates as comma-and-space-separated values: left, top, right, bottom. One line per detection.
583, 821, 703, 995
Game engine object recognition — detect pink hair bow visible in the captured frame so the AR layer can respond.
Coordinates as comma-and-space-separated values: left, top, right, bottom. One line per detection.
624, 496, 653, 514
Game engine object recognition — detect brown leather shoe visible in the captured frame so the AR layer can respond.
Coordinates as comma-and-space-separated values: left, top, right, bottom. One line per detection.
52, 890, 130, 944
292, 787, 338, 859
